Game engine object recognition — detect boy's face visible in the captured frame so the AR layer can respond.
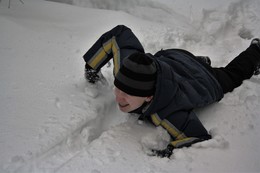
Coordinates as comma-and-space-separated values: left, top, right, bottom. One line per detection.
114, 87, 153, 113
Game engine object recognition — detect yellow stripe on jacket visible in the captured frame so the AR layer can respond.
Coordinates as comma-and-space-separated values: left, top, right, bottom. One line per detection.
87, 36, 120, 74
151, 113, 199, 148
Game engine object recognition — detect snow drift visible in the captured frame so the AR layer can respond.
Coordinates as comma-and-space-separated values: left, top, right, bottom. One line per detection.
0, 0, 260, 172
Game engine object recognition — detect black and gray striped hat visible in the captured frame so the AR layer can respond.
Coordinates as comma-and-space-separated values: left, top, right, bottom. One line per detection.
114, 52, 157, 97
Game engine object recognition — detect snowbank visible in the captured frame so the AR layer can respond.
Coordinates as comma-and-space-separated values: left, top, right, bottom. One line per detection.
0, 0, 260, 172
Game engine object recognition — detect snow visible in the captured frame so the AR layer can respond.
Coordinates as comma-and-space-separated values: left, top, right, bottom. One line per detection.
0, 0, 260, 172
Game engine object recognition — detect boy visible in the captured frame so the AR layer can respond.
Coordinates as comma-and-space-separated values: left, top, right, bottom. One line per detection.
83, 25, 260, 157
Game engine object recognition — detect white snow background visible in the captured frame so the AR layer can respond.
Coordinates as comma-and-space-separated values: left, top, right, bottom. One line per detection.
1, 0, 260, 172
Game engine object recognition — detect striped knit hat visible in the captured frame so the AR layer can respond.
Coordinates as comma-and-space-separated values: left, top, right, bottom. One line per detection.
114, 52, 157, 97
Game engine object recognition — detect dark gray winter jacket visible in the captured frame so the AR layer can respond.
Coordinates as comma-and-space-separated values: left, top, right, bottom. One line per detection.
83, 25, 224, 148
144, 49, 223, 147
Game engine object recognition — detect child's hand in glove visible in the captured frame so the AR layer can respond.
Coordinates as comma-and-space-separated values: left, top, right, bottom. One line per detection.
151, 145, 174, 158
85, 64, 100, 84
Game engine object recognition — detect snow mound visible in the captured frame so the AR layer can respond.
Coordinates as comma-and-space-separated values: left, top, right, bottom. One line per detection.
1, 0, 260, 172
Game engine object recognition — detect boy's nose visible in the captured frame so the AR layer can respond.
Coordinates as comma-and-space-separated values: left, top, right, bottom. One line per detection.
115, 90, 126, 102
115, 92, 125, 102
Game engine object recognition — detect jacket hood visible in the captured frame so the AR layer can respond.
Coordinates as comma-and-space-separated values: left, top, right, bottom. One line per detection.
144, 57, 177, 117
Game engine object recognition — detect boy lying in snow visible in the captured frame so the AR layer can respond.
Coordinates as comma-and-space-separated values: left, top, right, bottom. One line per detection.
83, 25, 260, 158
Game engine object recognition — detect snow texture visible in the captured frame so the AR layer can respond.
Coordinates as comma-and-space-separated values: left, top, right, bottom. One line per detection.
0, 0, 260, 172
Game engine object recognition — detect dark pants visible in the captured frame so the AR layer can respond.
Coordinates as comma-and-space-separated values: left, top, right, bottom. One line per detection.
210, 45, 260, 94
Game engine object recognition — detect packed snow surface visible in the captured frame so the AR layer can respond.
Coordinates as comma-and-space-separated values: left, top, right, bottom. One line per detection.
1, 0, 260, 172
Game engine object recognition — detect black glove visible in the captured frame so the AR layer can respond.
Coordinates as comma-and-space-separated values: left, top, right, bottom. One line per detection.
151, 145, 174, 158
85, 64, 100, 84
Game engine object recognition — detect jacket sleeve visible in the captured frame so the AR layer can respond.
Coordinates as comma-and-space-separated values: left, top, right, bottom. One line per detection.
150, 110, 211, 149
83, 25, 144, 75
